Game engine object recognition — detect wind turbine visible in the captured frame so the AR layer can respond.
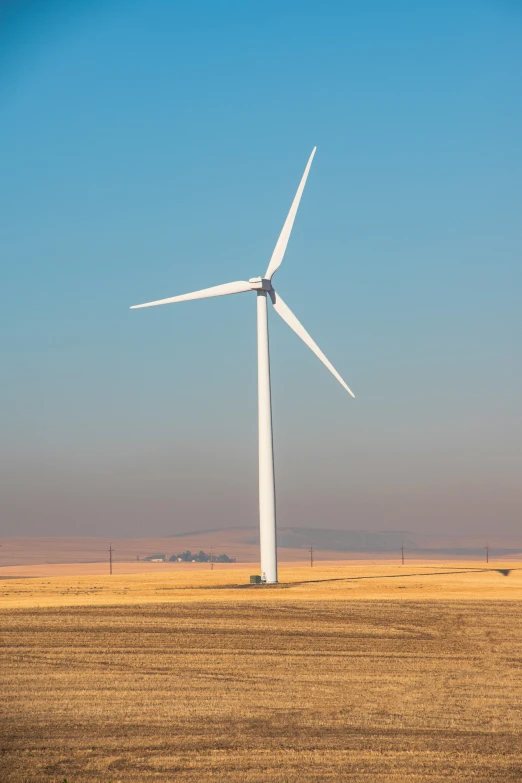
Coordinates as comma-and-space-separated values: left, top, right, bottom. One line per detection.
131, 148, 354, 584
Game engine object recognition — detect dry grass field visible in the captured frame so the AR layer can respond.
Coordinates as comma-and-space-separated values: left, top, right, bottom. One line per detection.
2, 564, 522, 782
1, 562, 521, 606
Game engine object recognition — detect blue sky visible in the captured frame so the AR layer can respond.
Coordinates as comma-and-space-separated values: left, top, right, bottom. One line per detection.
1, 0, 521, 537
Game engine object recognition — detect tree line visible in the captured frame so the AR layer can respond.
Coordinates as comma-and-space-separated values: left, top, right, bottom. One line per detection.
143, 550, 236, 563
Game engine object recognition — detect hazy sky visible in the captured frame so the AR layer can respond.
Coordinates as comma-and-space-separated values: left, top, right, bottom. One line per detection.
1, 0, 521, 538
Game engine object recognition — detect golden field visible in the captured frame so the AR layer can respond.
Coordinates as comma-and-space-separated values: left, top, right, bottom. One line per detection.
2, 563, 522, 782
1, 561, 521, 608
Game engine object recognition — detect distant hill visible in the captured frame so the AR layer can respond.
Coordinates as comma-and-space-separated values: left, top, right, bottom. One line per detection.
1, 528, 521, 567
268, 528, 522, 558
170, 526, 522, 558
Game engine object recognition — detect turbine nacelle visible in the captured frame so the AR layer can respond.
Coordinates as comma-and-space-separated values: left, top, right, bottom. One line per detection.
248, 277, 272, 291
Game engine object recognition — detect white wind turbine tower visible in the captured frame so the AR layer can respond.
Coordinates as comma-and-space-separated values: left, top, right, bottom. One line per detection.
131, 148, 354, 584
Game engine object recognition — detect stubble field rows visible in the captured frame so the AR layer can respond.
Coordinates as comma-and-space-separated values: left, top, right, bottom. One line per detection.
1, 564, 522, 782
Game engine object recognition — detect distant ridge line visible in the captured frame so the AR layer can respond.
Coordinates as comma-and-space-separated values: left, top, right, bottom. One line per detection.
167, 526, 256, 538
165, 527, 522, 557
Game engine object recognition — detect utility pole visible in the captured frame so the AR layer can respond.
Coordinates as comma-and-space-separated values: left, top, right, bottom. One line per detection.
210, 547, 214, 571
109, 542, 113, 575
310, 546, 314, 568
401, 542, 405, 566
485, 542, 489, 564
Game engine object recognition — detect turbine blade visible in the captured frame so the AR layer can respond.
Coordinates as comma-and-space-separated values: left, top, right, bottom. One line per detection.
270, 290, 355, 397
130, 280, 252, 309
264, 147, 316, 280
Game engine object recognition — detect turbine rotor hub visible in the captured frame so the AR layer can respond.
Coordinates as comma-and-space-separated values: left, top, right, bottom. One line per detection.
249, 277, 272, 291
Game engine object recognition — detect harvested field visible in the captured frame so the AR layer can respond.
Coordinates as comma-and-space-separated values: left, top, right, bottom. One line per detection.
1, 567, 522, 781
1, 562, 521, 607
